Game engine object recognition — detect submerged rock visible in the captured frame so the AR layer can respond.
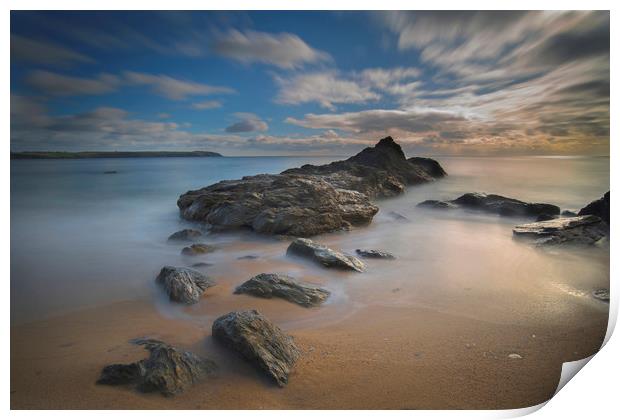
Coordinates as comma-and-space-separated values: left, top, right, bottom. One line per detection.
592, 288, 610, 302
513, 215, 608, 246
212, 310, 300, 386
356, 249, 396, 259
536, 214, 556, 222
181, 243, 216, 256
234, 273, 330, 307
578, 191, 610, 223
418, 192, 560, 218
168, 229, 203, 241
177, 137, 445, 236
191, 262, 213, 268
237, 255, 259, 260
561, 210, 578, 217
387, 211, 410, 221
97, 338, 217, 396
155, 266, 215, 304
287, 238, 366, 272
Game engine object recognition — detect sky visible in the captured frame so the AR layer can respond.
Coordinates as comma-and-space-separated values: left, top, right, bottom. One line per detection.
10, 11, 610, 156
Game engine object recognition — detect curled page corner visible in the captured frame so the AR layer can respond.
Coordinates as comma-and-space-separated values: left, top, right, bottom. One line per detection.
554, 355, 595, 396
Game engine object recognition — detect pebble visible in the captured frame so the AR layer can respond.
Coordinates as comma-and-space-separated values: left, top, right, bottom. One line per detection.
508, 353, 523, 359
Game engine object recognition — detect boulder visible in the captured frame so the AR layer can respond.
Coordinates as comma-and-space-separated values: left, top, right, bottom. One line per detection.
513, 215, 608, 246
177, 137, 446, 236
536, 214, 556, 222
168, 229, 203, 241
356, 249, 396, 259
286, 238, 366, 272
155, 266, 215, 304
592, 288, 610, 302
418, 193, 559, 218
234, 273, 330, 307
97, 338, 216, 396
578, 191, 610, 223
407, 157, 447, 178
181, 243, 216, 256
211, 310, 300, 386
561, 210, 578, 217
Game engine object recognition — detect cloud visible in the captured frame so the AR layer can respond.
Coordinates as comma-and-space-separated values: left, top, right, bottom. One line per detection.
275, 71, 380, 110
191, 100, 222, 110
124, 71, 235, 100
11, 34, 94, 67
225, 113, 268, 133
212, 29, 330, 69
25, 70, 120, 96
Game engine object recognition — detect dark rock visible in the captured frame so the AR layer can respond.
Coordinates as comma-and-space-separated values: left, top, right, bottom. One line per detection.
177, 137, 445, 236
234, 273, 330, 307
407, 157, 447, 178
211, 310, 300, 386
536, 214, 556, 222
356, 249, 396, 259
97, 338, 217, 396
237, 255, 259, 260
286, 238, 366, 272
417, 199, 458, 210
561, 210, 578, 217
191, 262, 213, 268
419, 192, 560, 218
578, 191, 609, 223
103, 170, 118, 174
181, 243, 216, 256
168, 229, 203, 241
592, 288, 610, 302
387, 211, 410, 221
513, 215, 608, 246
155, 266, 215, 304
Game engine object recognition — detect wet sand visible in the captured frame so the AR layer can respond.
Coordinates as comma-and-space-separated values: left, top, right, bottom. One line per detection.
11, 293, 607, 409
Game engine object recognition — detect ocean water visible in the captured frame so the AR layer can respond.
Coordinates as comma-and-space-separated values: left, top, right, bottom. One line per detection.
10, 155, 610, 326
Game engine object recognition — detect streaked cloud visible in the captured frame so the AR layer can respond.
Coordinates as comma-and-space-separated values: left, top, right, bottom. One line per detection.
26, 70, 120, 96
11, 34, 94, 67
123, 71, 235, 100
191, 100, 222, 110
212, 29, 330, 69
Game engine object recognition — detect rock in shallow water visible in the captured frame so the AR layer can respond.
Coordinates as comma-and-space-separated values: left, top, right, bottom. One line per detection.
167, 229, 203, 241
578, 191, 610, 223
513, 215, 608, 246
592, 288, 610, 302
177, 137, 445, 236
287, 238, 366, 272
234, 273, 330, 307
212, 310, 300, 387
355, 249, 396, 259
97, 338, 216, 396
181, 243, 216, 256
418, 193, 559, 218
155, 266, 215, 304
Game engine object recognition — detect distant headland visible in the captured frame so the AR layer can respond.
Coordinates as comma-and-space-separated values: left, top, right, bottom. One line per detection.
10, 151, 223, 159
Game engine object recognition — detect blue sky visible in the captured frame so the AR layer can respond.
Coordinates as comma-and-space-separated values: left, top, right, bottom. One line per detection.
10, 11, 609, 156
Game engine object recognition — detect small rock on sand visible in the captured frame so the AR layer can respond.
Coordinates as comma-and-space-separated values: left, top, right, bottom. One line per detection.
181, 243, 216, 256
234, 273, 330, 307
356, 249, 396, 259
592, 288, 610, 302
508, 353, 523, 359
168, 229, 203, 241
155, 266, 215, 304
287, 238, 366, 272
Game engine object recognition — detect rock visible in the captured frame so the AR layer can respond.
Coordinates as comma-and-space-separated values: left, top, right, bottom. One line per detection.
177, 137, 445, 236
513, 215, 608, 246
578, 191, 609, 223
418, 192, 560, 218
155, 266, 215, 304
355, 249, 396, 259
211, 310, 300, 386
508, 353, 523, 359
234, 273, 330, 307
168, 229, 203, 241
407, 157, 447, 178
387, 211, 410, 221
237, 255, 259, 260
592, 288, 610, 302
536, 214, 556, 222
286, 238, 366, 272
561, 210, 578, 217
97, 338, 216, 396
191, 262, 213, 268
417, 199, 458, 210
181, 243, 216, 256
103, 170, 118, 174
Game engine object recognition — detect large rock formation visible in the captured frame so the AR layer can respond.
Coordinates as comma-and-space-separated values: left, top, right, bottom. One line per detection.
212, 310, 300, 387
177, 137, 445, 236
512, 215, 608, 246
155, 266, 215, 304
287, 238, 366, 272
578, 191, 610, 223
234, 273, 330, 307
418, 192, 560, 218
97, 338, 217, 396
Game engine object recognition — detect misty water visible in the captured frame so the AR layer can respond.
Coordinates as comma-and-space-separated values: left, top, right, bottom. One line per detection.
11, 155, 610, 327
